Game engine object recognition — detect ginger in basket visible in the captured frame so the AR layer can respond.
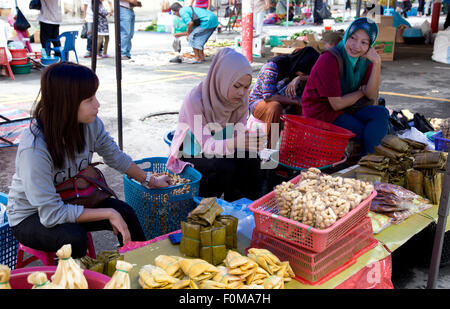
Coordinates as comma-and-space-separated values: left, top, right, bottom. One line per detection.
0, 265, 11, 289
52, 244, 88, 289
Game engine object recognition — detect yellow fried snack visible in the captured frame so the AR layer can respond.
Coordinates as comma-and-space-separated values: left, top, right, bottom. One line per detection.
139, 265, 178, 289
104, 260, 133, 289
263, 275, 284, 289
155, 255, 184, 279
179, 258, 219, 282
246, 267, 271, 286
247, 248, 295, 282
0, 265, 11, 289
52, 244, 88, 289
27, 272, 64, 289
172, 279, 199, 289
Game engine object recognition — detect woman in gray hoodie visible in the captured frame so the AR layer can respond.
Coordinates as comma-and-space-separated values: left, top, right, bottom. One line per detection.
7, 62, 171, 258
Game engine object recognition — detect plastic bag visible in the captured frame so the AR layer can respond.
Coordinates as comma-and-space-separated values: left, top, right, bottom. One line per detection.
0, 203, 7, 225
432, 29, 450, 64
398, 127, 435, 150
14, 7, 31, 31
318, 5, 332, 19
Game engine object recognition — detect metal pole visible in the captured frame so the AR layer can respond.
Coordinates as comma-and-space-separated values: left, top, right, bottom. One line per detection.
287, 0, 289, 27
427, 158, 450, 289
114, 0, 123, 150
356, 0, 361, 17
91, 0, 99, 72
241, 0, 253, 63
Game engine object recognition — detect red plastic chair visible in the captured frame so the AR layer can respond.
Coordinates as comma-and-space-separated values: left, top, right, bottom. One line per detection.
16, 232, 97, 268
0, 47, 14, 80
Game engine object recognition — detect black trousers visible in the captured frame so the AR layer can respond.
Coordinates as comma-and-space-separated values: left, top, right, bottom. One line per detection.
182, 152, 264, 202
11, 198, 146, 258
39, 21, 61, 56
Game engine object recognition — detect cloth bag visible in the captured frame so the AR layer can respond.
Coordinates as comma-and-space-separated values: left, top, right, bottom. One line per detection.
14, 1, 31, 31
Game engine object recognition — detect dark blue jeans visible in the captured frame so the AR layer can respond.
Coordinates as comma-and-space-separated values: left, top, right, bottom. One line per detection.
333, 105, 389, 156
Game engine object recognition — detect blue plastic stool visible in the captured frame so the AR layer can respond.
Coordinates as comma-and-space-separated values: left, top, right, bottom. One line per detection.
45, 31, 79, 63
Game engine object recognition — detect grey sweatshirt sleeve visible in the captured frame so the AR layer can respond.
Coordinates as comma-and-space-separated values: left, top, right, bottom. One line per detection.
17, 147, 84, 228
92, 117, 133, 174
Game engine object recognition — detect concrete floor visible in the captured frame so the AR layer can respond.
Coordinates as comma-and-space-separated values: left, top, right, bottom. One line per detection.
1, 24, 450, 288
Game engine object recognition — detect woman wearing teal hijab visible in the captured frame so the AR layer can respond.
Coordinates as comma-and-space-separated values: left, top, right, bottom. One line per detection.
301, 17, 389, 156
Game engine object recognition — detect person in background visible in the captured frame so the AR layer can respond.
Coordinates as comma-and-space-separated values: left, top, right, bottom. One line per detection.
248, 47, 320, 147
120, 0, 141, 60
97, 0, 112, 58
313, 0, 326, 25
301, 17, 389, 157
83, 0, 113, 58
167, 48, 267, 201
6, 62, 171, 258
189, 0, 210, 10
400, 0, 412, 17
444, 0, 450, 30
38, 0, 62, 56
252, 0, 270, 37
417, 0, 425, 16
171, 2, 219, 64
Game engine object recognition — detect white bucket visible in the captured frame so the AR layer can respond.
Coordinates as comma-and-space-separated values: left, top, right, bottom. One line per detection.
324, 19, 335, 30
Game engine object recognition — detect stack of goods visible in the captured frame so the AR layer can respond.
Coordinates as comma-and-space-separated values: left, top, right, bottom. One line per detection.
180, 197, 238, 265
274, 168, 374, 229
80, 249, 125, 277
138, 249, 295, 289
411, 151, 447, 204
370, 182, 433, 225
356, 134, 447, 205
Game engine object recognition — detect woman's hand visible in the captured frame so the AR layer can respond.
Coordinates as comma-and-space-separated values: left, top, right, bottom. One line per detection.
269, 94, 299, 106
363, 47, 381, 65
108, 209, 131, 244
149, 175, 172, 189
286, 76, 301, 98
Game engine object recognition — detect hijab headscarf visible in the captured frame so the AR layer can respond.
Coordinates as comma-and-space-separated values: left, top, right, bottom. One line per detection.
334, 17, 378, 95
167, 48, 252, 173
270, 46, 320, 81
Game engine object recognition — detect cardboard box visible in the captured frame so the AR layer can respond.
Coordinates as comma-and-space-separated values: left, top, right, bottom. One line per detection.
375, 15, 393, 28
0, 8, 11, 16
282, 39, 307, 49
271, 47, 297, 56
373, 26, 396, 61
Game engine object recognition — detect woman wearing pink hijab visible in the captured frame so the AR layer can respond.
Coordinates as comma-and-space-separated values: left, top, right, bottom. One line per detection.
167, 48, 267, 201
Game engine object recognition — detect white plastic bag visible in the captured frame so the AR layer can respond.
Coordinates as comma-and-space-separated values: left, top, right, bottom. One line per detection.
0, 203, 6, 225
432, 29, 450, 64
398, 127, 435, 150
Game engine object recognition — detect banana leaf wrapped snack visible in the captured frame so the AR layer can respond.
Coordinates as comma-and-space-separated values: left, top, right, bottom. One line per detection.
405, 169, 424, 196
104, 260, 133, 289
401, 138, 427, 151
80, 256, 105, 275
199, 222, 227, 265
139, 264, 178, 289
215, 215, 238, 249
0, 265, 11, 289
413, 152, 446, 170
374, 145, 406, 160
155, 255, 184, 279
358, 154, 390, 171
180, 220, 201, 257
52, 244, 88, 289
188, 197, 224, 226
381, 135, 411, 153
179, 258, 219, 282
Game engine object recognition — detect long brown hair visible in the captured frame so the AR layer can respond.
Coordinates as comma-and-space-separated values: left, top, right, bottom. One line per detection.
31, 62, 99, 168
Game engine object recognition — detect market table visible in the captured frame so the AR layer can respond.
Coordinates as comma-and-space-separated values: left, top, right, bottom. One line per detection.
118, 165, 447, 289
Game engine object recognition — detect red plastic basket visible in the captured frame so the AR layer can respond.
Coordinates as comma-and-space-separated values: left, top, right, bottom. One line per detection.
9, 48, 28, 66
248, 173, 377, 253
279, 115, 355, 169
250, 217, 378, 285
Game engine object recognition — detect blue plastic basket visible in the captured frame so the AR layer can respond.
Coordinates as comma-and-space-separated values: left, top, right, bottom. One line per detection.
434, 131, 450, 152
123, 157, 202, 240
0, 192, 19, 270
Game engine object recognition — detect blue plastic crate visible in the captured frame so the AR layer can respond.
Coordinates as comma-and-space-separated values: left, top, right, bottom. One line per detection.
123, 157, 202, 240
434, 131, 450, 152
0, 192, 18, 270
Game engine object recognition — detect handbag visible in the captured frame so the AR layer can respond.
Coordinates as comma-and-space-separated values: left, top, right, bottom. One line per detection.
14, 6, 31, 31
80, 22, 88, 39
191, 7, 201, 27
55, 163, 118, 208
29, 0, 41, 10
318, 5, 332, 19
